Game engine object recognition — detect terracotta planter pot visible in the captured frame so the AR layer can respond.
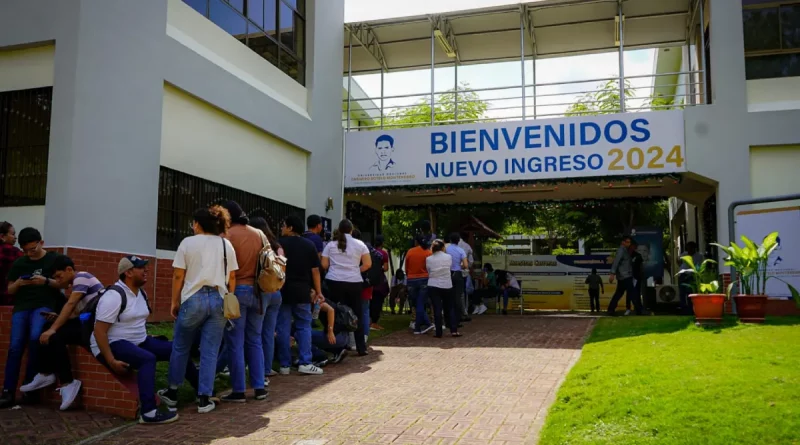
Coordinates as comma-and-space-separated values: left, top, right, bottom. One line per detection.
690, 294, 725, 324
734, 295, 768, 323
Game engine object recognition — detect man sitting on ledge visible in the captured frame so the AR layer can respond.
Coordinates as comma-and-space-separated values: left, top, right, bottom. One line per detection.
90, 256, 198, 424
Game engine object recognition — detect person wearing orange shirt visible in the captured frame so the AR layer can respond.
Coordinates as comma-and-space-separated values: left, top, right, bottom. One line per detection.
405, 235, 434, 334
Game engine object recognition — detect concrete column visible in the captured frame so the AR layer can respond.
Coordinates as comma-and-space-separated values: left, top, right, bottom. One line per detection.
43, 0, 167, 255
707, 0, 747, 109
306, 0, 346, 222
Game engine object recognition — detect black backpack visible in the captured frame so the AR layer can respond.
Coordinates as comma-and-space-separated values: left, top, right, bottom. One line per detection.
79, 285, 151, 346
334, 303, 359, 332
363, 246, 385, 288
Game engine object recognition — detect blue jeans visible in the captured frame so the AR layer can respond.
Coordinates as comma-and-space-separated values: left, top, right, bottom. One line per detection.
219, 285, 266, 393
169, 287, 226, 396
276, 303, 312, 367
407, 278, 431, 330
362, 298, 371, 338
3, 307, 52, 391
311, 330, 348, 362
102, 336, 197, 414
261, 292, 282, 375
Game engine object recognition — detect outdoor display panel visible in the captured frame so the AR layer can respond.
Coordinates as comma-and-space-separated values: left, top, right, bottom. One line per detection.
345, 111, 687, 188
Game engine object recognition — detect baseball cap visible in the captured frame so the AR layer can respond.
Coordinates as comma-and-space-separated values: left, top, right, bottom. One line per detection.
118, 255, 149, 275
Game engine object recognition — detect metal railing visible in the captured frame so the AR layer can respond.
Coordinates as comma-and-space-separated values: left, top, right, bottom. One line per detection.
343, 69, 706, 131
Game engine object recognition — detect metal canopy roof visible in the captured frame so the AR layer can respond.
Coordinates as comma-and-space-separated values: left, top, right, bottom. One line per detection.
343, 0, 691, 75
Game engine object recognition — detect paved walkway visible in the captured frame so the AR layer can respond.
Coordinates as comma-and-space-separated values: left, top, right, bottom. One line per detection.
5, 315, 594, 445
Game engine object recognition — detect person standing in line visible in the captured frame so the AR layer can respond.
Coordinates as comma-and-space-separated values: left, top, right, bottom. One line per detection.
303, 215, 325, 258
585, 268, 604, 313
248, 217, 283, 380
164, 206, 237, 414
458, 232, 475, 314
0, 227, 63, 409
445, 233, 469, 325
321, 219, 372, 356
370, 235, 390, 331
607, 236, 643, 316
351, 230, 375, 342
0, 222, 23, 306
426, 240, 460, 338
277, 215, 325, 375
405, 235, 434, 334
215, 201, 268, 403
626, 240, 645, 316
20, 255, 102, 410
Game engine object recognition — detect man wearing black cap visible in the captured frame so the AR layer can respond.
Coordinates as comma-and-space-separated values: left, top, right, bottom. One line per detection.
92, 256, 198, 424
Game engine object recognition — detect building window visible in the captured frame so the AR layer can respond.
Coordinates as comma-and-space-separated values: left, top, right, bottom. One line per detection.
0, 87, 52, 207
185, 0, 306, 85
743, 1, 800, 79
157, 167, 305, 250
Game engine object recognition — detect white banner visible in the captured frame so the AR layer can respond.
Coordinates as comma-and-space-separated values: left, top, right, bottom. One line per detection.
344, 111, 686, 188
737, 207, 800, 299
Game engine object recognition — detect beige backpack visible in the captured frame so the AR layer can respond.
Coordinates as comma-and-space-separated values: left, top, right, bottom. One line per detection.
256, 231, 286, 293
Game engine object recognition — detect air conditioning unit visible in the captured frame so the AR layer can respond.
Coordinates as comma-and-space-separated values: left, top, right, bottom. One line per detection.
655, 285, 680, 304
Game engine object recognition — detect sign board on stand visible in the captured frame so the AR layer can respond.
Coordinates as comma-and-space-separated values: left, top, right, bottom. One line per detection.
736, 207, 800, 299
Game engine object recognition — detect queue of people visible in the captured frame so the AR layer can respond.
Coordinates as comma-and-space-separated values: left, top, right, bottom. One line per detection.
0, 208, 379, 424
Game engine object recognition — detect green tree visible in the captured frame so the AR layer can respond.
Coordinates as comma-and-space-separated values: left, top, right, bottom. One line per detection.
565, 79, 634, 116
383, 83, 490, 129
381, 208, 425, 254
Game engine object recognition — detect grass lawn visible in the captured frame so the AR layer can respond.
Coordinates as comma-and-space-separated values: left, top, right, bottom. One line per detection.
146, 313, 409, 405
539, 316, 800, 445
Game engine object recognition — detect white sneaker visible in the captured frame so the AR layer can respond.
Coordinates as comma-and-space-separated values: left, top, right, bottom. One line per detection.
624, 310, 632, 316
20, 373, 56, 393
279, 367, 291, 375
472, 306, 481, 315
421, 325, 435, 334
57, 380, 82, 411
477, 304, 488, 315
298, 364, 323, 375
267, 369, 278, 377
409, 321, 416, 330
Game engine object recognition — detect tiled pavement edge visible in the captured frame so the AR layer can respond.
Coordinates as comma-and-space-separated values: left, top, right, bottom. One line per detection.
0, 405, 129, 445
5, 315, 596, 445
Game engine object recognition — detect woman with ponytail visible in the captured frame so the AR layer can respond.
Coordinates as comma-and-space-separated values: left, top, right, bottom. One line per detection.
164, 205, 237, 414
321, 219, 372, 356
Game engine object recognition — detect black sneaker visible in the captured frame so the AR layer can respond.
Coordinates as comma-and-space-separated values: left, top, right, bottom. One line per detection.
221, 392, 246, 403
254, 389, 268, 401
314, 359, 329, 368
157, 388, 179, 408
0, 390, 14, 409
139, 410, 179, 425
332, 349, 348, 364
197, 395, 216, 413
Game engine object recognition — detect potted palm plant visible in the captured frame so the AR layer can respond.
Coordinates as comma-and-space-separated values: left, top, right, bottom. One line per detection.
676, 256, 725, 324
713, 232, 799, 323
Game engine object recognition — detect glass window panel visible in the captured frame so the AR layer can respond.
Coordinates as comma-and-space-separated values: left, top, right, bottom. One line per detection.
248, 31, 279, 66
280, 51, 305, 84
745, 53, 800, 79
228, 0, 244, 13
278, 1, 295, 52
264, 0, 277, 37
781, 4, 800, 49
210, 0, 248, 41
743, 7, 781, 52
183, 0, 208, 16
282, 0, 304, 16
294, 15, 305, 59
247, 0, 264, 28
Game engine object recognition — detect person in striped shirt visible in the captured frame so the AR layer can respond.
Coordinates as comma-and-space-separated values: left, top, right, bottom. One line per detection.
20, 255, 104, 410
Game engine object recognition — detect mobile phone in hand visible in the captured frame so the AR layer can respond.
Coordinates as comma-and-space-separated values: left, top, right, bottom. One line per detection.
20, 274, 33, 280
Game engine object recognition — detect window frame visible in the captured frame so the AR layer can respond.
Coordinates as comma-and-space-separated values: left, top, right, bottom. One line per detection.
743, 0, 800, 79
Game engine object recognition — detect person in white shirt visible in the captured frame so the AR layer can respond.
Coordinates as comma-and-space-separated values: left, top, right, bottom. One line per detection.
164, 206, 238, 415
92, 256, 198, 424
321, 219, 372, 356
426, 240, 461, 338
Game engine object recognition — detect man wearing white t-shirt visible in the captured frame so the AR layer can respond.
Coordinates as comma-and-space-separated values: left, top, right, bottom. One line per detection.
92, 256, 199, 425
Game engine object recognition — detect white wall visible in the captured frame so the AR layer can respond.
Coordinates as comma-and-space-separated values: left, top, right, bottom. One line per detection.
750, 145, 800, 209
0, 45, 54, 92
747, 78, 800, 112
165, 0, 308, 115
0, 206, 46, 241
160, 85, 308, 209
